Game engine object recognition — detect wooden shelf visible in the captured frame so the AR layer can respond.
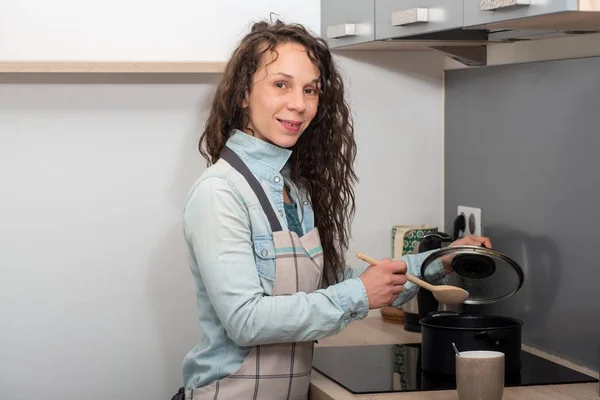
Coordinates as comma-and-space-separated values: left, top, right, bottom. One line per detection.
0, 61, 226, 74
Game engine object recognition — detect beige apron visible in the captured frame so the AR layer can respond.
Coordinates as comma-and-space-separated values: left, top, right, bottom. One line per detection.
186, 147, 324, 400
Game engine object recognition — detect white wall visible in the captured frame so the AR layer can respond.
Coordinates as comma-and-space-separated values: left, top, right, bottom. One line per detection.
338, 51, 445, 260
0, 77, 220, 399
0, 2, 446, 399
0, 0, 320, 61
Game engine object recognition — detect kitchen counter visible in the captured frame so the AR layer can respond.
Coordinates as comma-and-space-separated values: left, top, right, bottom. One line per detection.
309, 310, 599, 400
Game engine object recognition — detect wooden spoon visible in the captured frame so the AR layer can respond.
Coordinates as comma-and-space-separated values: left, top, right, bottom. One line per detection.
356, 252, 469, 305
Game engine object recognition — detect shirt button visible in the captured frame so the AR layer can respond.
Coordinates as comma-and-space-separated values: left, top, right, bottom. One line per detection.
261, 250, 268, 257
279, 210, 284, 217
351, 312, 357, 318
274, 176, 281, 183
303, 201, 309, 206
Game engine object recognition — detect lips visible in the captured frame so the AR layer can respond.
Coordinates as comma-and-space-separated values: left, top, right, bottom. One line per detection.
277, 119, 302, 133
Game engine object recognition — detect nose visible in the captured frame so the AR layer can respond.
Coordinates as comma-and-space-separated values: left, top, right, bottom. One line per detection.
286, 88, 307, 113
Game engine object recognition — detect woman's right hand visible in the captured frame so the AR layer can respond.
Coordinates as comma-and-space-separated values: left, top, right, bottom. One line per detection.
359, 259, 408, 309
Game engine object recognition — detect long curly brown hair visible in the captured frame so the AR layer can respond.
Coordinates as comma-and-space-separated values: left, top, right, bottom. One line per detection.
199, 19, 357, 287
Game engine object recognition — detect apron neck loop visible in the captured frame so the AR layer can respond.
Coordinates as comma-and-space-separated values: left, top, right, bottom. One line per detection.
220, 146, 283, 233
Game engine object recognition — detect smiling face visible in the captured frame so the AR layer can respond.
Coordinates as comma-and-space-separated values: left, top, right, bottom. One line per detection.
242, 42, 321, 148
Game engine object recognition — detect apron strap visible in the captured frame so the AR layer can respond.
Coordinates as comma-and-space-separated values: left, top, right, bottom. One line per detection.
220, 146, 283, 232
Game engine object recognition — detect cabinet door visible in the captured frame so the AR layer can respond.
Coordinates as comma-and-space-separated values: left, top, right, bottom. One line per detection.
321, 0, 375, 48
375, 0, 464, 40
464, 0, 576, 27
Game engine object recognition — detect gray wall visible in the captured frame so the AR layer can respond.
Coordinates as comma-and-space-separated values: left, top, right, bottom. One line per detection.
444, 56, 600, 370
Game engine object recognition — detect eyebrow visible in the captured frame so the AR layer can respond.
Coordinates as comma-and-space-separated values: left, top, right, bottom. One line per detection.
273, 72, 320, 83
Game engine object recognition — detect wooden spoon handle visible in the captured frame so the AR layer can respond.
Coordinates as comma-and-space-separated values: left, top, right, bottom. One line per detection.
356, 252, 380, 265
356, 252, 437, 292
405, 274, 436, 292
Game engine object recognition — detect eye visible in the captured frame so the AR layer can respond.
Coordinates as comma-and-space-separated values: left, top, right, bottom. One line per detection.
275, 81, 287, 89
304, 87, 319, 96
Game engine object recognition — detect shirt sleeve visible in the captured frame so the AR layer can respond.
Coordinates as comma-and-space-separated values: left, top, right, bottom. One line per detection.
183, 176, 369, 348
389, 250, 446, 307
340, 265, 369, 281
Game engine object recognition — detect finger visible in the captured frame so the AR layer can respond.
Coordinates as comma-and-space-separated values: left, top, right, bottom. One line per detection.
388, 260, 407, 274
392, 285, 405, 294
369, 258, 392, 268
472, 236, 492, 248
467, 236, 480, 245
461, 236, 481, 245
391, 274, 407, 286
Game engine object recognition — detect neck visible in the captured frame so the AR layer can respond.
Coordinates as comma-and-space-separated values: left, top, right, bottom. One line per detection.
243, 126, 271, 145
283, 185, 291, 204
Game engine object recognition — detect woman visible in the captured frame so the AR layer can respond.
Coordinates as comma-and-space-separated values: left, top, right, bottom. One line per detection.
175, 20, 490, 400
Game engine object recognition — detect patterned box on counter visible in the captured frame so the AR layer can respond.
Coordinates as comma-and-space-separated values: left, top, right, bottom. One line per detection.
392, 225, 438, 257
392, 225, 438, 309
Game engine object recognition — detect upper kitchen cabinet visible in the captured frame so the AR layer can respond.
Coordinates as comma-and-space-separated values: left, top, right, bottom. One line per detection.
320, 0, 600, 67
464, 0, 600, 32
375, 0, 464, 40
322, 1, 487, 47
321, 0, 375, 49
321, 0, 488, 66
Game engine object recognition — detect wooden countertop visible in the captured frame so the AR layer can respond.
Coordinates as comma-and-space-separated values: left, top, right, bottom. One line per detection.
309, 310, 599, 400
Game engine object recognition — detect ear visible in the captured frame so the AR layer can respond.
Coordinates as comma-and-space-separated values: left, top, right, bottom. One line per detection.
242, 91, 249, 109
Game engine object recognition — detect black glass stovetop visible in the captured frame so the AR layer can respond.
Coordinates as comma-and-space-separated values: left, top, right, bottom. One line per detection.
312, 343, 598, 394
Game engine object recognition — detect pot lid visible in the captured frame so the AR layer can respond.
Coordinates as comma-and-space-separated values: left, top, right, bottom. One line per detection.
420, 245, 524, 305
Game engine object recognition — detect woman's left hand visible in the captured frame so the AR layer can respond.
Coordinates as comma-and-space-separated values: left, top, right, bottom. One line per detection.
441, 235, 493, 274
449, 235, 492, 249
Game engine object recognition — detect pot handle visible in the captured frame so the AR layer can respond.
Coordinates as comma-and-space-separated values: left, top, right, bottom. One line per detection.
427, 311, 460, 318
474, 330, 511, 347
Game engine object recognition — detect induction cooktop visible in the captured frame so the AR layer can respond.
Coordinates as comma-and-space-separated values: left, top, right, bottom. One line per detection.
311, 343, 598, 394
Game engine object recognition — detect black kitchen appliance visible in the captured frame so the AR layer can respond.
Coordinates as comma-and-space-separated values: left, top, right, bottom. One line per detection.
402, 232, 455, 332
312, 343, 598, 395
403, 213, 468, 333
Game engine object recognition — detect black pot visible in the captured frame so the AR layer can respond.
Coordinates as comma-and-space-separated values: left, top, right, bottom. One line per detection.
420, 313, 523, 376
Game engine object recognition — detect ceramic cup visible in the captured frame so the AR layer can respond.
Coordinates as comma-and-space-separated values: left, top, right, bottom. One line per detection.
455, 351, 505, 400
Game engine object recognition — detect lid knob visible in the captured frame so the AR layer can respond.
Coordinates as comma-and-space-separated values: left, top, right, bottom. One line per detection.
452, 254, 496, 279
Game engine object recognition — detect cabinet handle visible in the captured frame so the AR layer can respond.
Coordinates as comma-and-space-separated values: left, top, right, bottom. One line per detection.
326, 23, 356, 39
480, 0, 530, 11
391, 8, 429, 26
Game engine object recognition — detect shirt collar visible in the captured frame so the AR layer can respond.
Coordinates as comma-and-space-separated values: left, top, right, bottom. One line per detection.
225, 129, 292, 174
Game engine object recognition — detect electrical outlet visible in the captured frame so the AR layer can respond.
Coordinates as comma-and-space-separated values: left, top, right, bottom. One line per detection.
457, 206, 482, 237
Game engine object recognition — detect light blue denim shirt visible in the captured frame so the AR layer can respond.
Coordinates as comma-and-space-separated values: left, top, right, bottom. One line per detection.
181, 130, 445, 389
